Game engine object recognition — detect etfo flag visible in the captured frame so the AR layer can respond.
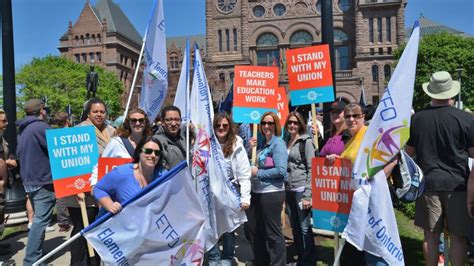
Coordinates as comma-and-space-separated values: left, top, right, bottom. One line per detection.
83, 162, 207, 265
342, 22, 420, 265
139, 0, 168, 122
173, 39, 191, 122
190, 45, 247, 250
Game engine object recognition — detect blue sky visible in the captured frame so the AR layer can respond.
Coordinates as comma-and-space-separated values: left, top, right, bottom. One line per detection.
1, 0, 473, 73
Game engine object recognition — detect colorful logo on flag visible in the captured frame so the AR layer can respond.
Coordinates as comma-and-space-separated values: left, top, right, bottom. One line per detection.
192, 128, 211, 177
170, 239, 204, 265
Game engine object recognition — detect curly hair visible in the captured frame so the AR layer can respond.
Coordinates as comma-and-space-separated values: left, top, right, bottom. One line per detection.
213, 112, 237, 158
116, 108, 152, 138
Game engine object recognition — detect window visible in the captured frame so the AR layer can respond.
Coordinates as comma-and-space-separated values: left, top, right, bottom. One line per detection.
75, 54, 80, 63
82, 53, 87, 63
89, 52, 95, 62
80, 35, 84, 44
124, 57, 128, 67
226, 29, 230, 51
369, 18, 374, 43
316, 1, 321, 13
233, 29, 238, 51
86, 34, 90, 45
378, 18, 382, 42
256, 33, 278, 46
290, 31, 313, 45
256, 33, 279, 66
257, 51, 280, 66
370, 48, 375, 55
378, 48, 383, 55
217, 0, 237, 13
273, 4, 286, 16
97, 34, 101, 43
218, 30, 223, 52
170, 53, 179, 70
75, 36, 79, 45
384, 65, 391, 81
386, 17, 391, 42
387, 47, 392, 54
253, 5, 265, 17
96, 52, 102, 62
334, 29, 350, 70
338, 0, 350, 12
372, 65, 379, 82
91, 34, 95, 44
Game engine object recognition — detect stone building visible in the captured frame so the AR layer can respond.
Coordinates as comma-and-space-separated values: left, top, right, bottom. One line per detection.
203, 0, 408, 105
58, 0, 142, 106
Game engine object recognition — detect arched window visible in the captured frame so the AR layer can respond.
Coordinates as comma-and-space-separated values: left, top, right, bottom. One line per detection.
75, 36, 79, 45
372, 65, 379, 82
384, 65, 391, 81
85, 33, 90, 44
334, 29, 350, 70
91, 34, 95, 44
256, 33, 279, 66
316, 1, 321, 13
169, 53, 179, 70
290, 30, 313, 46
338, 0, 350, 12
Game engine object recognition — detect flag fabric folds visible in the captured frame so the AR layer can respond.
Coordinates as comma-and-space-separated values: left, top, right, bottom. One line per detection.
218, 83, 233, 113
139, 0, 168, 122
342, 21, 420, 265
190, 44, 247, 250
82, 162, 207, 265
173, 39, 191, 122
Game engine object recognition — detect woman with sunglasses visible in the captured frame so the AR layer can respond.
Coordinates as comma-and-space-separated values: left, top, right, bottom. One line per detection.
207, 112, 251, 266
284, 111, 317, 265
247, 111, 288, 266
93, 136, 165, 214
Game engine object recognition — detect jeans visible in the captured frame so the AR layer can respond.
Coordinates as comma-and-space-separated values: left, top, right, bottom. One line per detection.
207, 232, 236, 265
23, 185, 56, 266
286, 191, 316, 265
56, 198, 71, 225
365, 252, 389, 266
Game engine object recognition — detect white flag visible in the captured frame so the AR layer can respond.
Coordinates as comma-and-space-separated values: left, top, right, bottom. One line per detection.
173, 39, 191, 122
190, 45, 247, 250
342, 21, 420, 265
139, 0, 168, 122
83, 162, 207, 265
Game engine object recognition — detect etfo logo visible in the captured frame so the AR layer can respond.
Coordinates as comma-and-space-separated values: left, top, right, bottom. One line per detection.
307, 90, 317, 101
74, 178, 87, 190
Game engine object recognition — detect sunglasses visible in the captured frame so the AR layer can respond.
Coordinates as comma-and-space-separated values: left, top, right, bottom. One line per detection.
287, 120, 299, 126
130, 118, 145, 124
261, 121, 275, 126
141, 148, 163, 156
214, 123, 229, 129
344, 114, 363, 120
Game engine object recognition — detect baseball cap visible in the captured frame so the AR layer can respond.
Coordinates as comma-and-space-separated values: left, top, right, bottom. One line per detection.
24, 99, 45, 115
328, 101, 346, 112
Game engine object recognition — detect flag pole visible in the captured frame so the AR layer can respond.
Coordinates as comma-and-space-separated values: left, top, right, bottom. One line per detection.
124, 32, 147, 117
33, 232, 82, 266
185, 40, 190, 167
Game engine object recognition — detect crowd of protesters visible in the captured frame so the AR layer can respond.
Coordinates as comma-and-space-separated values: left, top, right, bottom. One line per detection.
0, 70, 473, 266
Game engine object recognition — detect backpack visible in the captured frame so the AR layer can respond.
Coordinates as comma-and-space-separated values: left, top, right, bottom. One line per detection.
389, 150, 425, 203
299, 136, 319, 171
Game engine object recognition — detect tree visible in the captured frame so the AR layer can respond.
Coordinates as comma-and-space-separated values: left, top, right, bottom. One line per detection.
394, 33, 474, 111
16, 56, 124, 120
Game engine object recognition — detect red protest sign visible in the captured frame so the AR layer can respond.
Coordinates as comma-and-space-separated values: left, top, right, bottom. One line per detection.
97, 157, 133, 181
287, 44, 333, 90
276, 87, 289, 127
312, 157, 353, 214
233, 65, 279, 123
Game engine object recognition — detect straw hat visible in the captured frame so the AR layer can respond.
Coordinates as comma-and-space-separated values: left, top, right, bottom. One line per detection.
422, 71, 460, 100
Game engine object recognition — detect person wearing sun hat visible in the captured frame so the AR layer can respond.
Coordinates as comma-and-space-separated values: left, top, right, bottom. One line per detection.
405, 71, 474, 265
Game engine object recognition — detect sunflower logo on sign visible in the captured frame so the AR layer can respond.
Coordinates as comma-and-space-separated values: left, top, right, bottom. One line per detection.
73, 178, 87, 190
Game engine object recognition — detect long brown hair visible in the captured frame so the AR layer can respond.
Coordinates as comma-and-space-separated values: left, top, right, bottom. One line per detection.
117, 108, 152, 138
284, 111, 307, 135
259, 112, 282, 137
213, 112, 237, 158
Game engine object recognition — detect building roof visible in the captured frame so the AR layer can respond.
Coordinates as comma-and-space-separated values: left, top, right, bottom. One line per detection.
406, 16, 472, 38
166, 35, 206, 56
92, 0, 143, 45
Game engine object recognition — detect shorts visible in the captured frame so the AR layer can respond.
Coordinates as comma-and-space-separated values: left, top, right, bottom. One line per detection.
414, 191, 470, 237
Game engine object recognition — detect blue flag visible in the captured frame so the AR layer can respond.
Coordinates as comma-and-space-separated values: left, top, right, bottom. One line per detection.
218, 83, 233, 113
139, 0, 168, 122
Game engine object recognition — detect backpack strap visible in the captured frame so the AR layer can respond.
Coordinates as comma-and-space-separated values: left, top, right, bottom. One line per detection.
120, 137, 135, 157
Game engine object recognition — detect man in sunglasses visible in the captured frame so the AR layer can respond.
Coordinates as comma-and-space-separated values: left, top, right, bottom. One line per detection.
16, 99, 55, 265
153, 105, 192, 169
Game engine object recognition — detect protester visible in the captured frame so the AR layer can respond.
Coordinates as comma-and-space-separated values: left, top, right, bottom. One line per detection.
153, 105, 188, 169
16, 99, 55, 265
247, 111, 288, 266
284, 111, 317, 265
0, 110, 10, 255
405, 71, 474, 266
319, 101, 350, 156
93, 136, 165, 213
53, 111, 72, 232
65, 98, 116, 266
207, 113, 251, 266
89, 108, 152, 187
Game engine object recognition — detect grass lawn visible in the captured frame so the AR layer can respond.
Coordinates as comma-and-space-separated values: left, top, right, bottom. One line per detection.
314, 209, 424, 265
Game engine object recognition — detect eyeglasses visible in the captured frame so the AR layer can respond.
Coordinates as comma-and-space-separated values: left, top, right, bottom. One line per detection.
129, 118, 145, 124
344, 114, 363, 120
141, 148, 163, 156
287, 120, 299, 126
164, 117, 181, 124
214, 123, 229, 129
261, 121, 275, 126
0, 119, 7, 123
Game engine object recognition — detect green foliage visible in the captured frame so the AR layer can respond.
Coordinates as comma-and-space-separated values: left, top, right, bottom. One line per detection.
394, 33, 474, 111
395, 201, 416, 220
16, 56, 124, 119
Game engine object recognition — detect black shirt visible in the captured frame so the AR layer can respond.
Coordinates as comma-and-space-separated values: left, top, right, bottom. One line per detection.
407, 105, 474, 191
